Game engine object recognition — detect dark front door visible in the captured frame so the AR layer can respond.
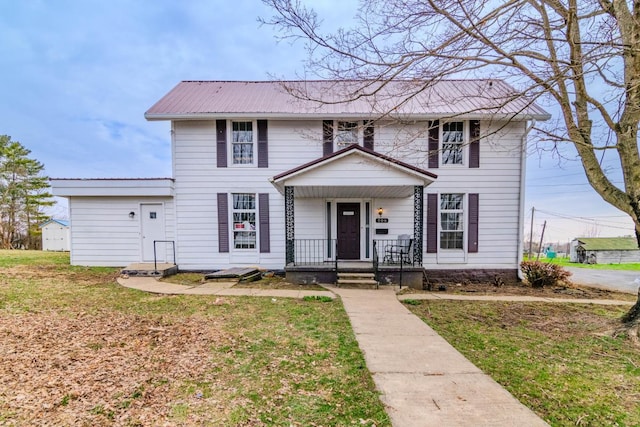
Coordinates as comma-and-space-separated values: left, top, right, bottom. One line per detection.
337, 203, 360, 259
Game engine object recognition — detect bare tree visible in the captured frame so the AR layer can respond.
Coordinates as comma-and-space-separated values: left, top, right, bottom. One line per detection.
263, 0, 640, 335
264, 0, 640, 245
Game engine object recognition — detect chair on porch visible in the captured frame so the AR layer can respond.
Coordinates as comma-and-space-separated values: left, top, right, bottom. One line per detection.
383, 234, 413, 265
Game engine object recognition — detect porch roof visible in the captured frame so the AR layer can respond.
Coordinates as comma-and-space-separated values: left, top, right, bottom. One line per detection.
269, 145, 437, 198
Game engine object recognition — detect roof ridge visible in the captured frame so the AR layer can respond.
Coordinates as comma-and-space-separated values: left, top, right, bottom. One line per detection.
180, 78, 504, 83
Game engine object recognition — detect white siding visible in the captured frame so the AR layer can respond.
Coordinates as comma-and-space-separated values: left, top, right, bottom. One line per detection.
68, 197, 174, 267
171, 118, 527, 270
375, 120, 525, 269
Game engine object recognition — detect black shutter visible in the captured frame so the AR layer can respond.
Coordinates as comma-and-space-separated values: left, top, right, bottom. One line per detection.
364, 121, 374, 150
216, 120, 227, 168
257, 120, 268, 168
259, 193, 270, 253
322, 120, 333, 156
469, 120, 480, 168
217, 193, 229, 252
468, 193, 479, 253
426, 193, 438, 253
428, 120, 439, 168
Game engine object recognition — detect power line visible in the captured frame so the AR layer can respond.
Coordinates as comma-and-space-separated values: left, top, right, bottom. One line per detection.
533, 208, 633, 231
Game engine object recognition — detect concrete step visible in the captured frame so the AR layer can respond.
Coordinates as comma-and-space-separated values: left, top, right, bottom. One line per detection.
121, 263, 178, 278
338, 272, 375, 280
336, 273, 379, 289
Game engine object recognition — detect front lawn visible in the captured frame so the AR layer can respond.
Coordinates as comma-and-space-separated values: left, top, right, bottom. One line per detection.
405, 300, 640, 426
0, 251, 389, 426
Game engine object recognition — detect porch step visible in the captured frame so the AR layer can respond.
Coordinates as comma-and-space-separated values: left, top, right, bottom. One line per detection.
121, 263, 178, 278
336, 272, 378, 289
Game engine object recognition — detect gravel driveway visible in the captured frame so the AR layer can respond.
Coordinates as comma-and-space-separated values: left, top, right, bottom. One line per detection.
565, 266, 640, 294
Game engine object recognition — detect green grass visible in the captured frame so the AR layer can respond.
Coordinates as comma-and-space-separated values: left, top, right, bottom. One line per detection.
0, 249, 71, 267
527, 255, 640, 271
0, 250, 390, 426
405, 300, 640, 427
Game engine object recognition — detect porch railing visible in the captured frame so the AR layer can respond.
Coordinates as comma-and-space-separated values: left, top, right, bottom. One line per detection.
374, 239, 415, 267
374, 238, 415, 289
291, 239, 337, 266
373, 240, 379, 282
289, 238, 415, 268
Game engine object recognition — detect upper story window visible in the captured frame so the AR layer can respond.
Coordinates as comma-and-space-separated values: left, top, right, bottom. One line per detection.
440, 193, 464, 249
232, 121, 254, 165
442, 121, 465, 165
336, 121, 359, 147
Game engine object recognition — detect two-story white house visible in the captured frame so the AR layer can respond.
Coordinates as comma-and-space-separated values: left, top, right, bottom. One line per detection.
51, 80, 550, 287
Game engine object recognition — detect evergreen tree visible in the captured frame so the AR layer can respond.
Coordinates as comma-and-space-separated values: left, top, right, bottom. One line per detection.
0, 135, 53, 249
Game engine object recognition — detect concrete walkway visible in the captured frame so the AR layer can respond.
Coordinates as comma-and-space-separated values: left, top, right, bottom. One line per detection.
327, 285, 550, 427
398, 292, 634, 306
118, 276, 633, 426
117, 276, 336, 299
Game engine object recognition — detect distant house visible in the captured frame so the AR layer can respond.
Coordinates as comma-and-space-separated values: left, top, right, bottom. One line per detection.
570, 237, 640, 264
51, 79, 550, 286
40, 219, 70, 251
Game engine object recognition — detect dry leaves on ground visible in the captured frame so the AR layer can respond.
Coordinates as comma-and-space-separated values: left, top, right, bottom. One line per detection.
0, 310, 231, 426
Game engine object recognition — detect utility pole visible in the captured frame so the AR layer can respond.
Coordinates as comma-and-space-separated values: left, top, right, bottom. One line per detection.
536, 220, 547, 261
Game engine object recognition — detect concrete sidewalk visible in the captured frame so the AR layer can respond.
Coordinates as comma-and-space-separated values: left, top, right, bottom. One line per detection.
117, 275, 336, 299
327, 285, 550, 427
398, 292, 634, 306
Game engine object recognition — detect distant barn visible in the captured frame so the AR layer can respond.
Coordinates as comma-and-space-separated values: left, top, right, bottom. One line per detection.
570, 237, 640, 264
40, 219, 70, 251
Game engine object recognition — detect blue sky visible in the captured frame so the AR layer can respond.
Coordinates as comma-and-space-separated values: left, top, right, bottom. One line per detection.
0, 1, 634, 244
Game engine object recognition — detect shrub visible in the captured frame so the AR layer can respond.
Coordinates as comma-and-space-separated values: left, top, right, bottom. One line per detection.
520, 261, 571, 288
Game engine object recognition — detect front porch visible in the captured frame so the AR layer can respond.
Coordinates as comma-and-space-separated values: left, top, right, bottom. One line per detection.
285, 240, 425, 289
286, 261, 425, 289
270, 145, 437, 289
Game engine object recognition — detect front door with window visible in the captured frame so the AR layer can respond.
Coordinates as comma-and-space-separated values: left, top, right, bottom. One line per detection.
337, 203, 360, 259
141, 203, 166, 262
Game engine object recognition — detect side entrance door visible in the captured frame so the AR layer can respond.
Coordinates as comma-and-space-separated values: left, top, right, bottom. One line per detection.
141, 203, 166, 262
337, 203, 360, 260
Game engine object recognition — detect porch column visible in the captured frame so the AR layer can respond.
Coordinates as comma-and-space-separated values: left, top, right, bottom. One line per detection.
413, 185, 424, 264
285, 186, 295, 264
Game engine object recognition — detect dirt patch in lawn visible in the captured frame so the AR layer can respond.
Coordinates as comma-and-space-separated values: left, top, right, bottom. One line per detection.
161, 273, 325, 291
0, 310, 232, 425
1, 264, 119, 286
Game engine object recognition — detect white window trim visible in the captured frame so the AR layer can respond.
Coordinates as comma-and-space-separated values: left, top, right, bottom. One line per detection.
230, 192, 258, 251
229, 119, 257, 167
438, 193, 466, 252
334, 120, 361, 151
440, 121, 468, 167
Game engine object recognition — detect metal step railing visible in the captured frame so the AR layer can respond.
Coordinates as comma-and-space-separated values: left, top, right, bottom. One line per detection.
153, 240, 176, 272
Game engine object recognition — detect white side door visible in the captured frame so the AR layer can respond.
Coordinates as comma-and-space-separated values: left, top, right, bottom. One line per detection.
141, 203, 166, 262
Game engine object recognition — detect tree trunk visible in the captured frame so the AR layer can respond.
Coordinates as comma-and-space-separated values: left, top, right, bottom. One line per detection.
617, 287, 640, 345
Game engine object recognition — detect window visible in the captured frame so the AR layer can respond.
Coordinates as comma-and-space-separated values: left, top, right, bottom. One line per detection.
440, 194, 464, 249
336, 121, 358, 147
442, 121, 464, 165
232, 121, 254, 165
232, 193, 256, 249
